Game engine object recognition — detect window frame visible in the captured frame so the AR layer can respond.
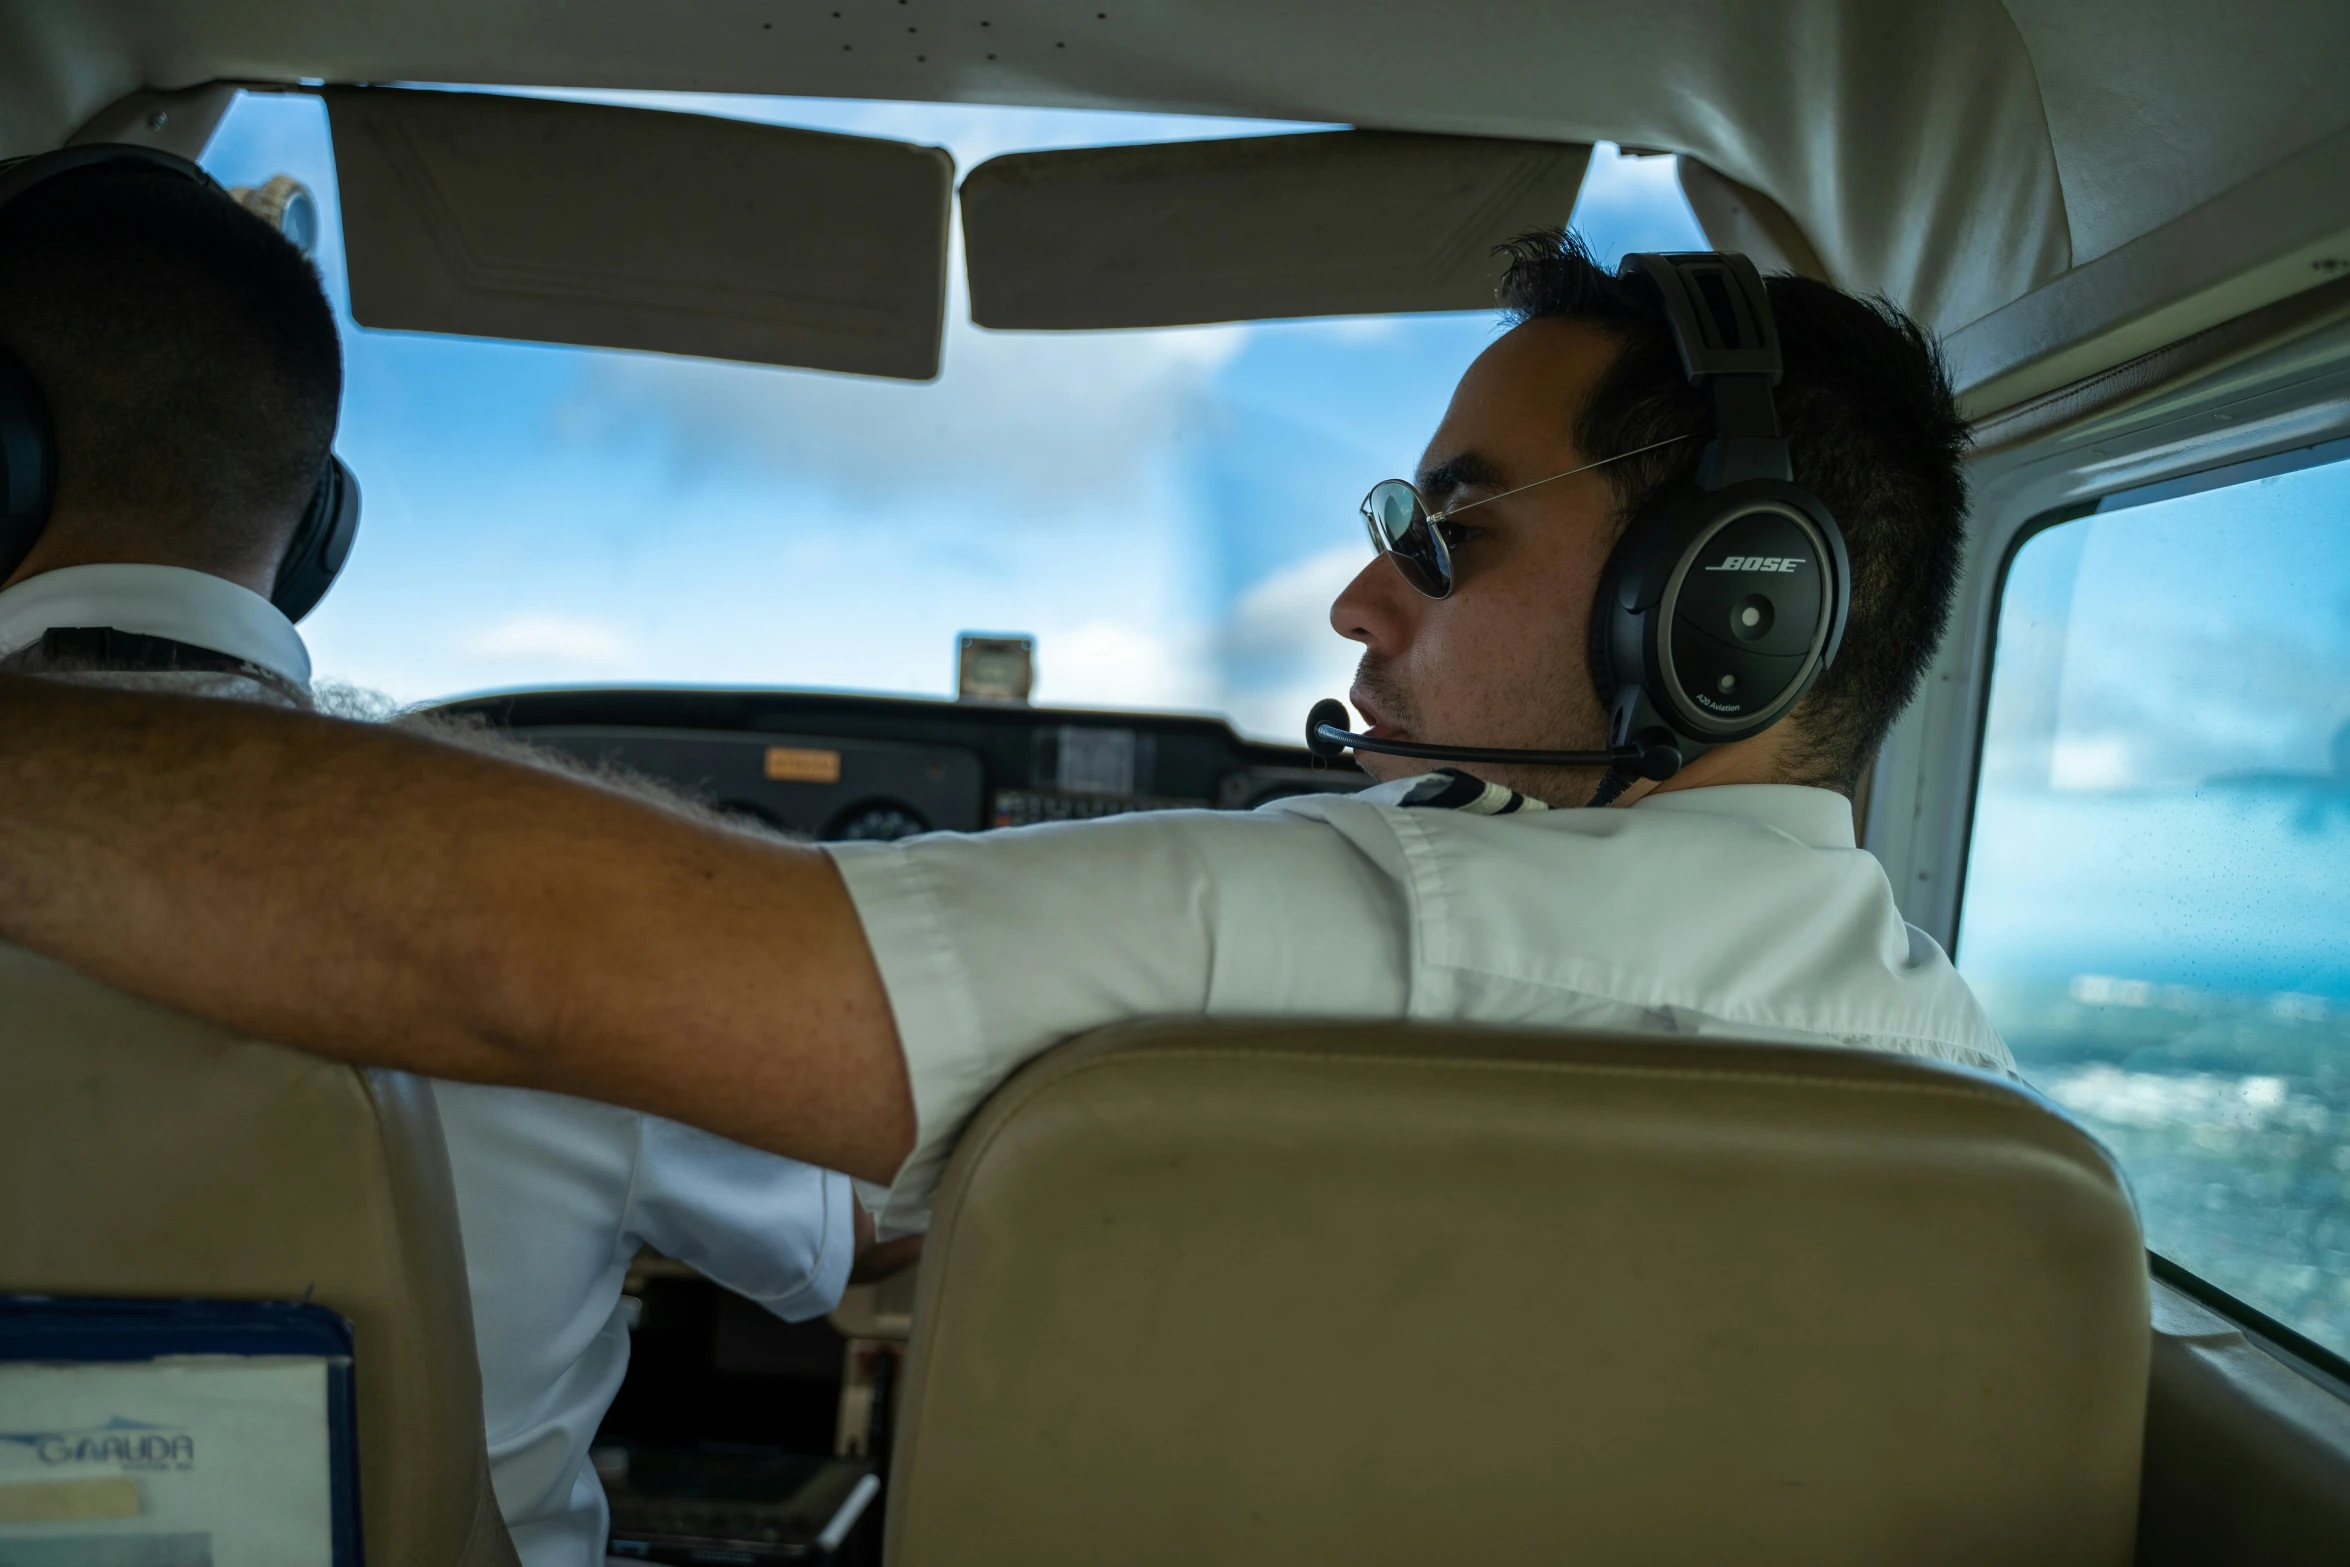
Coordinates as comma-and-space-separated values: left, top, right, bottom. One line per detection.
2153, 1253, 2350, 1394
1951, 431, 2350, 1386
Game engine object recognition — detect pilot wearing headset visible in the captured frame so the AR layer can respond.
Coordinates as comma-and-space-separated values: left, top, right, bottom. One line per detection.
0, 148, 873, 1567
0, 194, 2012, 1243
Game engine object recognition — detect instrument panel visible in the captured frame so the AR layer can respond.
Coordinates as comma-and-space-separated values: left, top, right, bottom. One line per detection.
429, 687, 1368, 841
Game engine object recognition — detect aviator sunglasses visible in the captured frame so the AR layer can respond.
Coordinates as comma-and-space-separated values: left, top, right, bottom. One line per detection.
1360, 434, 1690, 599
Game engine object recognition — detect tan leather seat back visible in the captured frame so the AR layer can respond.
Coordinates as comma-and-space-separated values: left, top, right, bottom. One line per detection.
892, 1022, 2149, 1567
0, 946, 517, 1567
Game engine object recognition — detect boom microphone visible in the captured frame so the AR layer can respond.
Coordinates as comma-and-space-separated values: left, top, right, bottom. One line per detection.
1304, 698, 1683, 779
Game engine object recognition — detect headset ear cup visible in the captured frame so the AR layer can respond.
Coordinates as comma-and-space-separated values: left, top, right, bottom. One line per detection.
0, 345, 56, 586
1586, 477, 1849, 761
1648, 483, 1845, 742
1587, 492, 1697, 755
270, 456, 361, 623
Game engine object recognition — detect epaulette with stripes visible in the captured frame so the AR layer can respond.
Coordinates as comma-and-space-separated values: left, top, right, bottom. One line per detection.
1395, 769, 1549, 816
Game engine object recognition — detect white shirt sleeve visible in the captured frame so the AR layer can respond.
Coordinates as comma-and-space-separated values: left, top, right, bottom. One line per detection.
824, 807, 1409, 1232
624, 1115, 859, 1322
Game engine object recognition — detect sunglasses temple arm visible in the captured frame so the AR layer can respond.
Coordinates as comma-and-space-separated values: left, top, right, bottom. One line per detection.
1439, 463, 1580, 522
1440, 433, 1692, 521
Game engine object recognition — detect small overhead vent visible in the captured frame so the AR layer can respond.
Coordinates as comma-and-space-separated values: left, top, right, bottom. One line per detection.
962, 129, 1589, 330
326, 88, 953, 379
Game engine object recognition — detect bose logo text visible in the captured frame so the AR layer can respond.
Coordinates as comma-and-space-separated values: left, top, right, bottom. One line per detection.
1704, 556, 1804, 573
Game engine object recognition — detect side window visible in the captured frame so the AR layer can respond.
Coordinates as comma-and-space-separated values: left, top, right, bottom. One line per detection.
1958, 445, 2350, 1360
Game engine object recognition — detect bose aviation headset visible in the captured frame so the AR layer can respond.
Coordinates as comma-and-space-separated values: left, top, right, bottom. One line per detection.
1309, 250, 1849, 804
0, 144, 360, 622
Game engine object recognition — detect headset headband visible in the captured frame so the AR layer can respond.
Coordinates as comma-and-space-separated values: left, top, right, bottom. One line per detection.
1619, 253, 1792, 490
0, 143, 217, 212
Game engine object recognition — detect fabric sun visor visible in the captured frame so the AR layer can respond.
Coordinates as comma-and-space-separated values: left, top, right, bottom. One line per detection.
325, 87, 954, 380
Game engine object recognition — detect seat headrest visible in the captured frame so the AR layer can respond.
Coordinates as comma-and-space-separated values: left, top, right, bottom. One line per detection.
889, 1021, 2147, 1567
0, 946, 518, 1566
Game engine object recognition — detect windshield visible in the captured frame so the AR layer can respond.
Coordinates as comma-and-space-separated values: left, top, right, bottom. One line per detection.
200, 91, 1704, 737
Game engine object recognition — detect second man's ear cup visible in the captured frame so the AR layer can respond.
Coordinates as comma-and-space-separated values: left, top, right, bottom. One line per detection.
0, 345, 56, 584
269, 456, 361, 624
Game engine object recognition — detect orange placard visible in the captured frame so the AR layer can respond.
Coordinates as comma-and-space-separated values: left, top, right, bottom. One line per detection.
764, 746, 842, 784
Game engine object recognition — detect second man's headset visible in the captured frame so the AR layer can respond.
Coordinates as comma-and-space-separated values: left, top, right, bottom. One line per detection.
1310, 251, 1849, 804
0, 144, 360, 622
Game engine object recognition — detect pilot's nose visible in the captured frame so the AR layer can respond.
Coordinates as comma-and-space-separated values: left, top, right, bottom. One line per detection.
1331, 554, 1416, 654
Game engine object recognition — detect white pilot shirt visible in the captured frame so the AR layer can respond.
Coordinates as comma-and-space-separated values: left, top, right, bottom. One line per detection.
0, 563, 859, 1567
825, 770, 2014, 1234
0, 561, 313, 703
431, 1085, 855, 1567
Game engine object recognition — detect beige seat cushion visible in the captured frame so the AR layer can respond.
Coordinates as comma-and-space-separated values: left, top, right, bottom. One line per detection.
891, 1021, 2148, 1566
0, 945, 517, 1567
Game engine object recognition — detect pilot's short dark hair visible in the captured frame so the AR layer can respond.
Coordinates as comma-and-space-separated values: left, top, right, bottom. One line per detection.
1496, 229, 1971, 795
0, 164, 342, 567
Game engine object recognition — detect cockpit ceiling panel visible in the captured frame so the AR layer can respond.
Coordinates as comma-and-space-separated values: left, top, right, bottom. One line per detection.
325, 88, 953, 379
962, 132, 1590, 330
4, 0, 2344, 406
1999, 0, 2350, 271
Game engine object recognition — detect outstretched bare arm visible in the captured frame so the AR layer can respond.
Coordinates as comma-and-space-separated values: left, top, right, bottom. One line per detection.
0, 675, 915, 1182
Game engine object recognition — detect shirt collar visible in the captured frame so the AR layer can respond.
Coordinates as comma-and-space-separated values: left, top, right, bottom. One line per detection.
0, 564, 312, 691
1630, 784, 1858, 850
1363, 772, 1857, 850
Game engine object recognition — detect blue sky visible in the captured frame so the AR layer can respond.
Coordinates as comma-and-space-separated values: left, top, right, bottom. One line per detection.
1959, 453, 2350, 997
199, 89, 1705, 736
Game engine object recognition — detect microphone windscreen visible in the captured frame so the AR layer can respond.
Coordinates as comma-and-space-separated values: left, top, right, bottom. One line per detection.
1304, 698, 1351, 760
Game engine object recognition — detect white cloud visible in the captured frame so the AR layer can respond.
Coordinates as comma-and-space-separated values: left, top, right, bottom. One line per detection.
1032, 618, 1212, 711
2041, 1063, 2320, 1135
1302, 317, 1402, 345
1225, 676, 1361, 747
562, 305, 1250, 520
1223, 544, 1360, 664
461, 612, 639, 669
2049, 734, 2133, 791
1215, 543, 1368, 739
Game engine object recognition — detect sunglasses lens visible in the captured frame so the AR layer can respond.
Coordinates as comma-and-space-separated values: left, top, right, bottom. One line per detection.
1363, 479, 1451, 597
1367, 480, 1419, 544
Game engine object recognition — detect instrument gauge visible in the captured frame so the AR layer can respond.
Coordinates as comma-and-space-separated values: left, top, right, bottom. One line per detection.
826, 800, 930, 842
